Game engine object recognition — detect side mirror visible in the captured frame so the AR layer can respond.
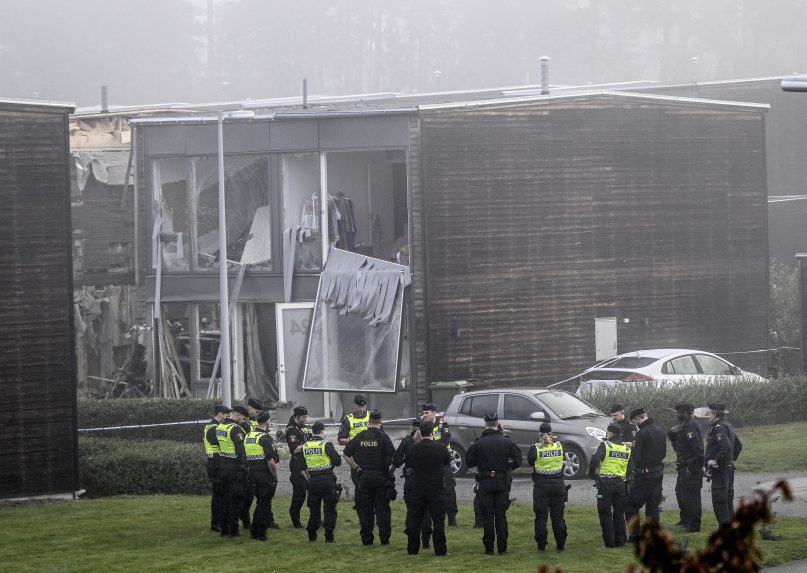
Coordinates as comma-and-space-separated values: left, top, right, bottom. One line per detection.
530, 411, 547, 421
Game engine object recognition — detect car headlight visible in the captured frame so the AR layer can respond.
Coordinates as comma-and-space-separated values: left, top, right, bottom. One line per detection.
585, 426, 606, 441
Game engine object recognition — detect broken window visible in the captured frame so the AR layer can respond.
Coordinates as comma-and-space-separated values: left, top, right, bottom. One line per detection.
192, 155, 272, 271
151, 158, 190, 271
282, 153, 322, 273
302, 249, 410, 393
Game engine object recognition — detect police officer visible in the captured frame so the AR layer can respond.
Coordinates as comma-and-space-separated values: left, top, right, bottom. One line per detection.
421, 403, 458, 526
668, 401, 704, 532
338, 393, 370, 507
245, 410, 279, 541
588, 422, 632, 548
344, 409, 395, 545
303, 421, 342, 543
625, 407, 667, 541
393, 417, 434, 549
203, 404, 230, 532
528, 422, 568, 552
215, 405, 249, 536
241, 397, 264, 529
465, 412, 523, 555
285, 405, 312, 528
610, 403, 637, 446
406, 419, 451, 556
704, 401, 743, 526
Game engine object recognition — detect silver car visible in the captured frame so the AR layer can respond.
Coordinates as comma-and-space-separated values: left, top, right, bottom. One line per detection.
443, 388, 610, 479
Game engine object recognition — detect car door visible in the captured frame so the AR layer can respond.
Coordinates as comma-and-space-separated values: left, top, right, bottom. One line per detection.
660, 354, 699, 384
693, 353, 733, 382
500, 393, 547, 454
450, 392, 501, 449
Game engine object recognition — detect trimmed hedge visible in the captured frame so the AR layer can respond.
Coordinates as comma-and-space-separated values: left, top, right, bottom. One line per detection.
79, 437, 209, 497
584, 375, 807, 429
78, 398, 218, 442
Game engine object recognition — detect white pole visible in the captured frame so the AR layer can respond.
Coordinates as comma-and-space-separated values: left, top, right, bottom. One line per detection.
218, 110, 232, 407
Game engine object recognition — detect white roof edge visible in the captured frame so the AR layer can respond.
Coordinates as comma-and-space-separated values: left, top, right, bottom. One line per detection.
417, 90, 770, 112
0, 97, 75, 109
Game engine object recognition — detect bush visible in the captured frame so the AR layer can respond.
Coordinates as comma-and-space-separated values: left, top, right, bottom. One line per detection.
583, 375, 807, 429
79, 437, 209, 497
78, 398, 218, 442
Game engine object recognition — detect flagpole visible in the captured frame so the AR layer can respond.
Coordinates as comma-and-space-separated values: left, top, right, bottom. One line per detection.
217, 110, 232, 407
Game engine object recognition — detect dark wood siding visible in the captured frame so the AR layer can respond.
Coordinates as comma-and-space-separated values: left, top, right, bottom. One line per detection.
0, 102, 78, 497
419, 96, 768, 387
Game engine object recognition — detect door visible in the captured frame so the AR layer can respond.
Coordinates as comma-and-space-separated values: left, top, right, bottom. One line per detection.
595, 317, 618, 361
275, 302, 326, 418
501, 393, 547, 453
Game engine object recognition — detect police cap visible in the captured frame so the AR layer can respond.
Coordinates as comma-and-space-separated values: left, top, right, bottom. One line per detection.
369, 409, 383, 420
708, 402, 727, 412
483, 412, 499, 422
422, 403, 438, 413
609, 403, 625, 414
231, 405, 249, 417
247, 398, 263, 410
214, 405, 231, 415
607, 422, 622, 435
312, 421, 326, 434
674, 401, 695, 413
256, 410, 271, 424
293, 406, 308, 416
539, 422, 552, 434
354, 394, 367, 406
629, 407, 646, 421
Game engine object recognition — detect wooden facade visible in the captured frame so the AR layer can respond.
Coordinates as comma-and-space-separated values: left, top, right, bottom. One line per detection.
0, 99, 78, 497
415, 94, 769, 384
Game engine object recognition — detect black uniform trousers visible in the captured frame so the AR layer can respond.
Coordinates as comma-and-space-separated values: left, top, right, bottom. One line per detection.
478, 476, 510, 553
241, 479, 254, 527
675, 465, 703, 530
218, 461, 247, 535
710, 467, 735, 526
206, 458, 224, 530
249, 469, 276, 538
356, 470, 392, 544
307, 473, 338, 539
626, 470, 664, 536
532, 477, 567, 550
406, 486, 447, 555
289, 470, 308, 523
403, 477, 433, 545
444, 466, 458, 523
596, 478, 628, 547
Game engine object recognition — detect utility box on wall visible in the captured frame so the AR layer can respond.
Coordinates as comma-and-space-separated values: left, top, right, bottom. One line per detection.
595, 317, 618, 361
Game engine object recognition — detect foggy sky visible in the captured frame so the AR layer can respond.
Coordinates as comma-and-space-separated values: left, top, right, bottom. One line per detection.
2, 0, 806, 107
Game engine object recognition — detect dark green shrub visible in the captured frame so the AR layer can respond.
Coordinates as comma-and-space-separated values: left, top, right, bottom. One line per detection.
78, 398, 218, 442
583, 375, 807, 428
79, 437, 209, 497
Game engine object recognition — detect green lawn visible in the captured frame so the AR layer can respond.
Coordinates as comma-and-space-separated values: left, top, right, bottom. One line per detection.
1, 496, 805, 573
658, 421, 807, 474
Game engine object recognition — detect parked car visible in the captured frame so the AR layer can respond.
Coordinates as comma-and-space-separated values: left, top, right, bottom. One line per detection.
575, 348, 767, 396
443, 388, 610, 479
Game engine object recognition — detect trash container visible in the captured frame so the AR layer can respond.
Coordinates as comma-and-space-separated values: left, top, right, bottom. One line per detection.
427, 380, 473, 412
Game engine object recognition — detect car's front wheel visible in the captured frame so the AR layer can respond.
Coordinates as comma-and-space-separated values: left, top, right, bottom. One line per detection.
562, 444, 588, 480
448, 443, 468, 477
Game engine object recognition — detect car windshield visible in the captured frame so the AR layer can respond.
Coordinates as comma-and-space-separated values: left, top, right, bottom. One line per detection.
535, 391, 603, 420
605, 356, 658, 369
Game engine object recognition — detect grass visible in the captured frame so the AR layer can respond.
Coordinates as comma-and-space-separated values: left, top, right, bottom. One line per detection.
1, 496, 806, 573
655, 421, 807, 474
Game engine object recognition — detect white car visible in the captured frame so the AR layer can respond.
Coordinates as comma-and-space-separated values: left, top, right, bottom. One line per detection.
575, 348, 767, 396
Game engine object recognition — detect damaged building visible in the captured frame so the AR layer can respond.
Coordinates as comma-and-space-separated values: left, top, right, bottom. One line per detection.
125, 89, 769, 418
